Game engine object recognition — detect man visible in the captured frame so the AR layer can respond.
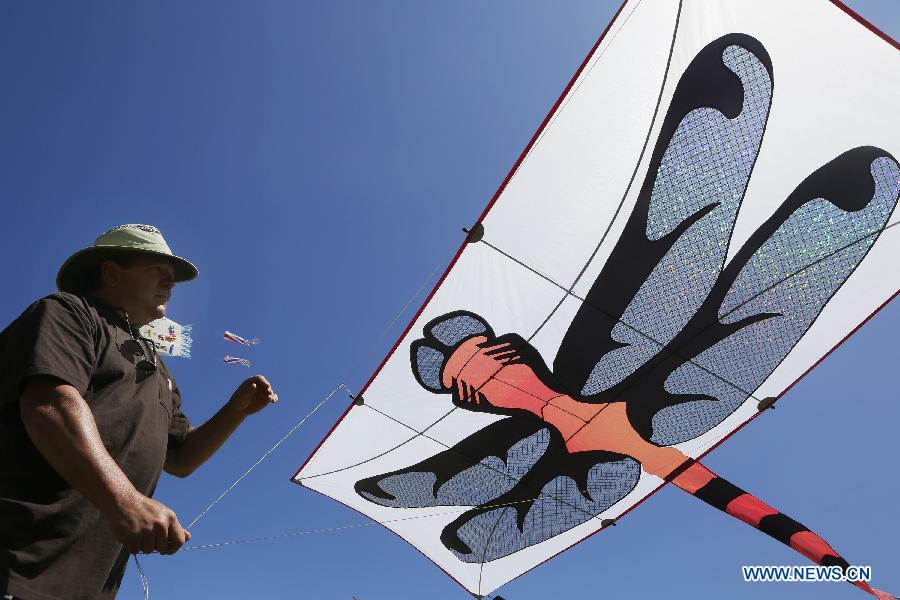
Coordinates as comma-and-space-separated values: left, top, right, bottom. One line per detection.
0, 224, 277, 600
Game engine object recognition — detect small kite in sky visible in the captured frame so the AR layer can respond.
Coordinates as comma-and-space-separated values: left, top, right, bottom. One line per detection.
224, 330, 259, 347
224, 355, 251, 368
140, 317, 192, 358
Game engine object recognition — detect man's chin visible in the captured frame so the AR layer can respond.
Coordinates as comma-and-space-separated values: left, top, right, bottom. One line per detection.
152, 305, 167, 320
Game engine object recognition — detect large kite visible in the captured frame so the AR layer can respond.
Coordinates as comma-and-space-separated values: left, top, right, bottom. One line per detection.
294, 0, 899, 597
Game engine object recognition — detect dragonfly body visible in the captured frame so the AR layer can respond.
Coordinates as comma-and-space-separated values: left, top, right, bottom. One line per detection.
444, 335, 686, 478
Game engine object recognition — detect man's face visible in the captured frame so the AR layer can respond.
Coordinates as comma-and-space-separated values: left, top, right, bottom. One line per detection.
104, 254, 175, 325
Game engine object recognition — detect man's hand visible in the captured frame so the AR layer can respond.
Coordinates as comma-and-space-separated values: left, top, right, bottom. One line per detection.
227, 375, 278, 416
107, 491, 190, 555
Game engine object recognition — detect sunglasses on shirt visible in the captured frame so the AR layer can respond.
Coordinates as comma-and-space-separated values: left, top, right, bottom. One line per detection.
122, 336, 158, 373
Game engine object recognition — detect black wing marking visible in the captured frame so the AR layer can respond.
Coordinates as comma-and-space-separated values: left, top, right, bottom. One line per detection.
554, 34, 773, 397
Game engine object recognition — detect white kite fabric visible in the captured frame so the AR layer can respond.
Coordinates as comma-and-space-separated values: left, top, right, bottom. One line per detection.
139, 317, 192, 358
294, 0, 899, 596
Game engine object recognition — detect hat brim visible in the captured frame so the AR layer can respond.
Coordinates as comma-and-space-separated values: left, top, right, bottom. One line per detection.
56, 246, 199, 294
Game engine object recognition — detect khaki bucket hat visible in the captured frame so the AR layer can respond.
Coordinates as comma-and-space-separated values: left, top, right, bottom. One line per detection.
56, 224, 199, 293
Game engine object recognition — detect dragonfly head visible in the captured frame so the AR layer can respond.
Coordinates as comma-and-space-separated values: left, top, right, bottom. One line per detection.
409, 310, 494, 393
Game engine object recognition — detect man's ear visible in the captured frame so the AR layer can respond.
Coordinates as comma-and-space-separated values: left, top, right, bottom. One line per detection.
99, 259, 121, 289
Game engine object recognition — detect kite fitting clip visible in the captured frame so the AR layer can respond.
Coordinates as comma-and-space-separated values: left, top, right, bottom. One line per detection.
757, 396, 777, 411
462, 223, 485, 243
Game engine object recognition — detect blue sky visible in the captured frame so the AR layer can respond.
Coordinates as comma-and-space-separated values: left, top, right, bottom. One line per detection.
1, 2, 897, 599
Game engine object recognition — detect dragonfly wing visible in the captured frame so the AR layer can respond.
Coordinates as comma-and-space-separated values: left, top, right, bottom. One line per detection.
633, 147, 899, 445
443, 451, 639, 563
355, 414, 547, 508
554, 34, 774, 398
356, 414, 639, 561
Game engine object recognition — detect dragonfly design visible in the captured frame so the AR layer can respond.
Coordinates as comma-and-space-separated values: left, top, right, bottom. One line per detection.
354, 33, 898, 593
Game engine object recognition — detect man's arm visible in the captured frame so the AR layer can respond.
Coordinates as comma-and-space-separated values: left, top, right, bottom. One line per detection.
19, 375, 189, 554
163, 403, 246, 478
164, 374, 277, 478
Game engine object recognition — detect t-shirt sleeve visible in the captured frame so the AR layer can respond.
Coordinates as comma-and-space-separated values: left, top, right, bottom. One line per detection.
4, 295, 97, 398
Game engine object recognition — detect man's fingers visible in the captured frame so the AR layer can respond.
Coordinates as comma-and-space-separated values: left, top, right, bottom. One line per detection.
251, 374, 277, 404
250, 374, 271, 391
167, 527, 186, 554
140, 532, 155, 554
154, 521, 170, 554
243, 374, 277, 403
167, 516, 188, 553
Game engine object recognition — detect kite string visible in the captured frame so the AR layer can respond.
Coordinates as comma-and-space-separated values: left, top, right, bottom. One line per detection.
133, 555, 150, 600
179, 487, 612, 552
137, 487, 608, 600
312, 249, 450, 394
184, 254, 450, 532
185, 383, 342, 530
378, 259, 447, 338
